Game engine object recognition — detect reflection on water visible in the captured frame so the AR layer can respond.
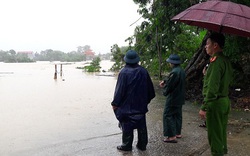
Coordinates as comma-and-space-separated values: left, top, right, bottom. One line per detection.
0, 61, 119, 155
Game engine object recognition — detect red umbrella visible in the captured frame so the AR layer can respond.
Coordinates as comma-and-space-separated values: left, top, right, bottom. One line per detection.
171, 0, 250, 37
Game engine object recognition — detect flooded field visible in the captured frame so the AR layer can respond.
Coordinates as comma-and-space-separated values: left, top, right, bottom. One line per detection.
0, 61, 120, 155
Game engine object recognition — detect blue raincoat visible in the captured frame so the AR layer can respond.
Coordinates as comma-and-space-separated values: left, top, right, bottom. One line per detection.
111, 64, 155, 131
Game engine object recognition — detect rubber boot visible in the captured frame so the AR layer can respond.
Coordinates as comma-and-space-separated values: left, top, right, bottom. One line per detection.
136, 128, 148, 151
117, 131, 133, 151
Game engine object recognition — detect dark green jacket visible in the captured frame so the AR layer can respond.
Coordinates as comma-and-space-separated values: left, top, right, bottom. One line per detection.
163, 65, 186, 107
201, 52, 233, 111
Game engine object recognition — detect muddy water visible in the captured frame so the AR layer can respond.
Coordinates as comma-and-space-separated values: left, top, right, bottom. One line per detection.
0, 61, 120, 155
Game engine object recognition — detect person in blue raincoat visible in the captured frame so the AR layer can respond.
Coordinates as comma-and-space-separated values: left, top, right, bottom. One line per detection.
111, 50, 155, 151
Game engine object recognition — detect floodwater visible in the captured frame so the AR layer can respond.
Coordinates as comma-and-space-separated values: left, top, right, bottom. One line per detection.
0, 61, 120, 155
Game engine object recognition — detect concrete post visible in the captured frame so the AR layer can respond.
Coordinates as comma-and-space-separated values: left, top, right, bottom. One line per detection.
54, 64, 57, 79
60, 64, 63, 77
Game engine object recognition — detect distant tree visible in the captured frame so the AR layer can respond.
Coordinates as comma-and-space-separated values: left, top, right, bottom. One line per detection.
83, 45, 91, 52
0, 51, 8, 62
77, 46, 84, 53
65, 51, 86, 62
16, 53, 34, 62
38, 49, 64, 61
9, 49, 16, 55
5, 50, 17, 62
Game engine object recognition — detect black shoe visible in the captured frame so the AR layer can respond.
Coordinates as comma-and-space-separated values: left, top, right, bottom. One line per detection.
136, 144, 146, 151
117, 145, 132, 151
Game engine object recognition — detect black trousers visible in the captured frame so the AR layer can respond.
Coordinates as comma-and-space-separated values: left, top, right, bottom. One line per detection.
120, 114, 148, 149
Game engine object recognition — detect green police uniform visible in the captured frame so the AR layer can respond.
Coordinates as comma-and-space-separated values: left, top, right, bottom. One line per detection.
163, 65, 185, 138
201, 52, 233, 156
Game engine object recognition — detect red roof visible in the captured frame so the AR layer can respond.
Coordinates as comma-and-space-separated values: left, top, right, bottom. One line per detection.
84, 50, 95, 56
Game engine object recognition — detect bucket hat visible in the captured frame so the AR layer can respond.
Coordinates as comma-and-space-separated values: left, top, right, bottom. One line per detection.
124, 50, 140, 64
166, 54, 182, 64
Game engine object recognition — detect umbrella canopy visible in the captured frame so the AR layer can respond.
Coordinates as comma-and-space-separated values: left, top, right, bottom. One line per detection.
171, 0, 250, 37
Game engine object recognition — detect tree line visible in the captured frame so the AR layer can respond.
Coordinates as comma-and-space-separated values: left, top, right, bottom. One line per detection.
0, 48, 111, 63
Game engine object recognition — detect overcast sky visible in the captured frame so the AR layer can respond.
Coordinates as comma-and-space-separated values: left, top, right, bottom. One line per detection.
0, 0, 142, 54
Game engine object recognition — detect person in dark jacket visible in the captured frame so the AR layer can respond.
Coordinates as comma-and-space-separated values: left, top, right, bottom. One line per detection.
159, 54, 185, 143
111, 50, 155, 151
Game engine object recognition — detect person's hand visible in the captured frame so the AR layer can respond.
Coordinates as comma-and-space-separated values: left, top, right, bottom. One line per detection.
203, 64, 208, 75
202, 67, 207, 75
159, 81, 165, 87
112, 105, 118, 110
199, 109, 206, 119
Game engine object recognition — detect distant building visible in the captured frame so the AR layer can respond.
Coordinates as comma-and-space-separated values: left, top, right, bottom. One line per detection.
17, 51, 34, 59
84, 49, 95, 60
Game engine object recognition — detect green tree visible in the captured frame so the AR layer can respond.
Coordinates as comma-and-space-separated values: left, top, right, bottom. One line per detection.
131, 0, 191, 78
5, 50, 17, 62
9, 49, 16, 55
65, 51, 86, 62
110, 44, 129, 72
83, 57, 101, 72
16, 53, 34, 62
0, 50, 8, 62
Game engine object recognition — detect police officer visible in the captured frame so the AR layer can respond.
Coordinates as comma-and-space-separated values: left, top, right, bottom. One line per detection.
199, 32, 233, 156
